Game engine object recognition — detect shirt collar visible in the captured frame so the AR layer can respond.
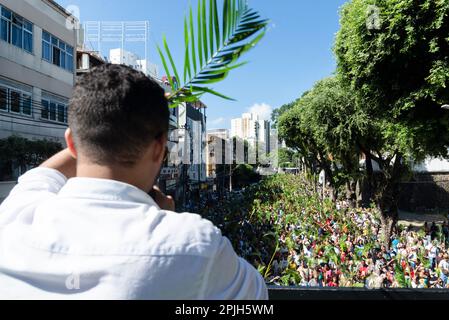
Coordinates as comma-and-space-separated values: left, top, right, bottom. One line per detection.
58, 177, 159, 207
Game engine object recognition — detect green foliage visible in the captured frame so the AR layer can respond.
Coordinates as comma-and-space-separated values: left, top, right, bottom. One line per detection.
0, 136, 63, 180
271, 101, 296, 129
394, 262, 408, 287
232, 164, 260, 187
335, 0, 449, 163
0, 135, 62, 167
158, 0, 268, 108
202, 174, 387, 287
278, 76, 365, 191
277, 148, 299, 168
280, 267, 302, 286
278, 101, 321, 173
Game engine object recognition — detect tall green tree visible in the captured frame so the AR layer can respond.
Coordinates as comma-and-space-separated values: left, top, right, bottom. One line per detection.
300, 77, 368, 203
278, 102, 325, 177
278, 77, 367, 202
271, 101, 296, 129
335, 0, 449, 243
271, 91, 310, 129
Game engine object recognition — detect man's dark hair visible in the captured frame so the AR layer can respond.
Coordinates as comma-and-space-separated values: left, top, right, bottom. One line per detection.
69, 64, 169, 166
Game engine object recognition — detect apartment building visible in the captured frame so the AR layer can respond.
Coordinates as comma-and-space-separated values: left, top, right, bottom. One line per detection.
0, 0, 77, 145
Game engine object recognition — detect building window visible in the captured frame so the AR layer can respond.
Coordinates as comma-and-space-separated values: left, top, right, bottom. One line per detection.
0, 85, 32, 115
10, 91, 21, 113
41, 98, 67, 124
0, 5, 33, 53
42, 31, 51, 61
49, 102, 56, 121
57, 104, 65, 122
0, 7, 11, 43
0, 87, 7, 111
22, 94, 31, 115
52, 45, 61, 66
11, 14, 23, 48
23, 21, 33, 52
41, 99, 49, 119
42, 30, 74, 72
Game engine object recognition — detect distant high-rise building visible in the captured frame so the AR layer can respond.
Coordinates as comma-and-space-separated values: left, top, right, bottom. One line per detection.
207, 129, 229, 141
231, 113, 271, 154
178, 101, 208, 188
206, 129, 229, 177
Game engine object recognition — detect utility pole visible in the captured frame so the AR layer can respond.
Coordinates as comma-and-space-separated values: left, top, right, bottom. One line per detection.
229, 163, 233, 192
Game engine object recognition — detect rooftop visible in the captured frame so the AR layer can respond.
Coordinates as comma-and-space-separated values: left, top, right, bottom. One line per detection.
43, 0, 73, 18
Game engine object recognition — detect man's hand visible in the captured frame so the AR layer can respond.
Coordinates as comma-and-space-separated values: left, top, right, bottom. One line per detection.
40, 148, 76, 179
151, 186, 176, 212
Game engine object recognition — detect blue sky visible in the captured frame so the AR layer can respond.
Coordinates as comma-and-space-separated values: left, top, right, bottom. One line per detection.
56, 0, 348, 129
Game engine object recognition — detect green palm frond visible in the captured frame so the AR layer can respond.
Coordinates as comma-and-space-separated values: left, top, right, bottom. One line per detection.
158, 0, 268, 108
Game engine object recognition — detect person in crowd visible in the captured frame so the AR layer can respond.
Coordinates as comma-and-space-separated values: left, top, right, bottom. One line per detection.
442, 222, 449, 245
438, 253, 449, 286
201, 172, 449, 289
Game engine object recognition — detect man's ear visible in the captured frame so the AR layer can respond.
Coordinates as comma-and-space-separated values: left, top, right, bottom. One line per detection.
65, 128, 77, 159
152, 134, 167, 163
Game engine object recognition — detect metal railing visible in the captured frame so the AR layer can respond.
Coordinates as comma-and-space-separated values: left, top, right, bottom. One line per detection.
268, 286, 449, 300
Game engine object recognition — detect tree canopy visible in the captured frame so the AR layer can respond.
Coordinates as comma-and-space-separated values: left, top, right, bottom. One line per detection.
335, 0, 449, 163
279, 77, 367, 196
334, 0, 449, 239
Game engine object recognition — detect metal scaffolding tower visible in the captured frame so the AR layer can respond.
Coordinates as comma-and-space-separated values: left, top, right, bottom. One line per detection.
83, 21, 149, 63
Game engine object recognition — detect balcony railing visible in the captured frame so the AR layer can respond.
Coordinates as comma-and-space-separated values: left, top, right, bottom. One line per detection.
268, 286, 449, 300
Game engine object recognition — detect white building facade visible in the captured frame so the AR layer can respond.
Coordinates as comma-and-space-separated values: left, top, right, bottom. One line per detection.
0, 0, 77, 175
178, 102, 207, 184
207, 128, 229, 141
109, 48, 158, 78
412, 157, 449, 173
231, 112, 271, 154
0, 0, 77, 139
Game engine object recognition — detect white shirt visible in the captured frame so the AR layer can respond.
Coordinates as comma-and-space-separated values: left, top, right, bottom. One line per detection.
439, 260, 449, 274
0, 168, 268, 300
428, 246, 438, 259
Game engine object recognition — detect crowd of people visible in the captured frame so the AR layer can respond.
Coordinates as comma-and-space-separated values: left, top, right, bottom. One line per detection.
201, 174, 449, 289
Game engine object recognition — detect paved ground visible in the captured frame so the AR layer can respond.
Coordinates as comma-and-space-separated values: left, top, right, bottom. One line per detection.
398, 210, 447, 228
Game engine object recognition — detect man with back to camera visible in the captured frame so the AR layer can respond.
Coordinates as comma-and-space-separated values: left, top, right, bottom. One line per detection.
0, 64, 268, 300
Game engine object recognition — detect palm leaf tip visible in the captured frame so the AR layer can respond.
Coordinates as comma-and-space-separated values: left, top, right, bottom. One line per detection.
159, 0, 268, 108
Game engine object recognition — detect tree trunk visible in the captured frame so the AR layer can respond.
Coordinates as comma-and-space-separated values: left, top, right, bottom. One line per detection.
364, 151, 374, 207
355, 179, 363, 208
346, 180, 357, 208
331, 187, 338, 202
323, 164, 335, 201
376, 154, 404, 249
378, 196, 398, 249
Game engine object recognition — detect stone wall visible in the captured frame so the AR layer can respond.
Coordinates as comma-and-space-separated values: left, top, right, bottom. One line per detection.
398, 173, 449, 213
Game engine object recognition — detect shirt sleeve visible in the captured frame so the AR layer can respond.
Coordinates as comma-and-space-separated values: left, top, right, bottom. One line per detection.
201, 234, 268, 300
0, 168, 67, 224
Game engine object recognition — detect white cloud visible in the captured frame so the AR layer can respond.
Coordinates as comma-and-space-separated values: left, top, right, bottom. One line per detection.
210, 117, 226, 125
248, 103, 273, 121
